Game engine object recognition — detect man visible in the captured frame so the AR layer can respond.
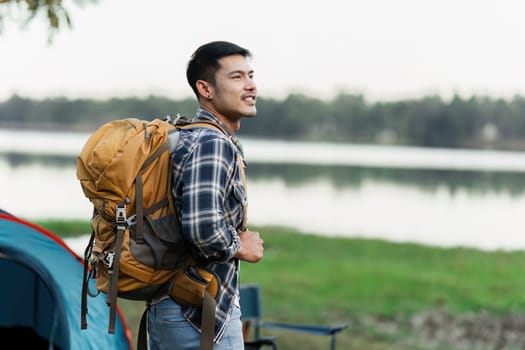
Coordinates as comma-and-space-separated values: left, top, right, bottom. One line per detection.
147, 41, 264, 349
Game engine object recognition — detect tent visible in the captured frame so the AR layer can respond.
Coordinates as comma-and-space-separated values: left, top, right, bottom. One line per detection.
0, 209, 132, 349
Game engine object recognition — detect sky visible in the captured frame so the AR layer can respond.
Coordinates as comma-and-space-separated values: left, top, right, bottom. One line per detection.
1, 0, 525, 103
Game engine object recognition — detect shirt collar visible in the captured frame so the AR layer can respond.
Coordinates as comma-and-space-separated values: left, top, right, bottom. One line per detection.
194, 108, 246, 163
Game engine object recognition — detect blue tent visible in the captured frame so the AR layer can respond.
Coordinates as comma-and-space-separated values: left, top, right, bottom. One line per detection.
0, 210, 132, 349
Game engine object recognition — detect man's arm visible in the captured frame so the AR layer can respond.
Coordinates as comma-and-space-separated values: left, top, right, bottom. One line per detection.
181, 137, 242, 262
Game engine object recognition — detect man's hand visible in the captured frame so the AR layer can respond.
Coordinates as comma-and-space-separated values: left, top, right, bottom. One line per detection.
235, 230, 264, 263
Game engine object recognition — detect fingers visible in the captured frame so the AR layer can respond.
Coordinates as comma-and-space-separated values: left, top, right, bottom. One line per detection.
237, 230, 264, 263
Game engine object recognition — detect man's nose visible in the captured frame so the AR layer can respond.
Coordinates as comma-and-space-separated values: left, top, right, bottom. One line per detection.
245, 78, 256, 91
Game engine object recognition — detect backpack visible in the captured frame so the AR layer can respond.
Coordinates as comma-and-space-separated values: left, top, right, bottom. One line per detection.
77, 115, 226, 350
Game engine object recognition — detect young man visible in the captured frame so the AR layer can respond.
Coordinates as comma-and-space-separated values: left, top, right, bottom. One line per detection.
147, 41, 264, 349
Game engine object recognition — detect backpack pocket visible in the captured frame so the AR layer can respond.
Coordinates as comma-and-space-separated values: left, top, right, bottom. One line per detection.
129, 213, 188, 269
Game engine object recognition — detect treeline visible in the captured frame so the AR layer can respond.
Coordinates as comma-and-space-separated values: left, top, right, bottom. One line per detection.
1, 93, 525, 150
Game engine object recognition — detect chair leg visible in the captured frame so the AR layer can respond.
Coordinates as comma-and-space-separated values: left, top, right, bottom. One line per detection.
242, 320, 251, 340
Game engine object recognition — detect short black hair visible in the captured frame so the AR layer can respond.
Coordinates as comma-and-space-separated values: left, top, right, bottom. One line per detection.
186, 41, 252, 98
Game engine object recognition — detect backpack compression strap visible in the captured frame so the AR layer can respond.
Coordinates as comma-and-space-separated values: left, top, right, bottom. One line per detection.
80, 229, 96, 330
201, 290, 216, 350
134, 140, 171, 244
107, 202, 127, 334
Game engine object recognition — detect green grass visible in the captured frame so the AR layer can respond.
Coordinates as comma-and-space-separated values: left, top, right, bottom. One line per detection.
247, 226, 525, 317
239, 226, 525, 349
34, 219, 91, 238
40, 221, 525, 349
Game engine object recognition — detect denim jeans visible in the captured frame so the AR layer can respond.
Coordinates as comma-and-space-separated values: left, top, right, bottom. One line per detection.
147, 297, 244, 350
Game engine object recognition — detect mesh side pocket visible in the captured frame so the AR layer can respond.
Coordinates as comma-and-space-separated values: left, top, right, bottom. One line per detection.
129, 214, 187, 269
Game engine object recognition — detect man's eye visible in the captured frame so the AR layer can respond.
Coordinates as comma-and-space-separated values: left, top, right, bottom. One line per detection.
232, 75, 241, 80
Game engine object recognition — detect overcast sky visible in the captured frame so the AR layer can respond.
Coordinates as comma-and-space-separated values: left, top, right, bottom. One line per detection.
1, 0, 525, 102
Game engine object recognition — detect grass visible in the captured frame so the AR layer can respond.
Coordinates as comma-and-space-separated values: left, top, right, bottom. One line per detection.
34, 219, 92, 238
246, 226, 525, 317
38, 220, 525, 349
239, 227, 525, 349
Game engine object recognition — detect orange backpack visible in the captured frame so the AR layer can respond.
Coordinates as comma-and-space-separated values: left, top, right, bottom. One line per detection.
77, 116, 224, 350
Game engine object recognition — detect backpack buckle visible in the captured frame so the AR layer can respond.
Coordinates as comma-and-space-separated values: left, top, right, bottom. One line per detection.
103, 251, 115, 269
126, 214, 137, 226
116, 202, 127, 230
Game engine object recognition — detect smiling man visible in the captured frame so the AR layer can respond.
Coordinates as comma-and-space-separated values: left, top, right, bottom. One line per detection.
146, 41, 264, 350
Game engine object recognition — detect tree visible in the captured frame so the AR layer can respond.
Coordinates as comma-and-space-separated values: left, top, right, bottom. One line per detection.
0, 0, 92, 40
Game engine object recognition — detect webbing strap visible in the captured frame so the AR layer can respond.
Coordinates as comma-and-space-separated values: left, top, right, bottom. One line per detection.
135, 138, 170, 244
201, 291, 216, 350
137, 308, 148, 350
183, 121, 229, 137
135, 174, 144, 244
142, 142, 169, 170
80, 230, 95, 330
237, 153, 248, 231
143, 198, 169, 217
107, 223, 125, 334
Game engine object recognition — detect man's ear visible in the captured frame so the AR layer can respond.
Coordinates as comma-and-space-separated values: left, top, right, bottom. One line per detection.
196, 80, 213, 100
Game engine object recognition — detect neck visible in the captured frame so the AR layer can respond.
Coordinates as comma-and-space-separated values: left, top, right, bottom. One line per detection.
199, 103, 241, 133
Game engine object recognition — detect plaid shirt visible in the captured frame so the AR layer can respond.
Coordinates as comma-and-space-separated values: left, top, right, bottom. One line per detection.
170, 108, 247, 341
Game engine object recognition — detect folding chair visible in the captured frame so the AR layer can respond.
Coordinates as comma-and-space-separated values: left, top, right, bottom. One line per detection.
241, 284, 278, 349
240, 284, 349, 350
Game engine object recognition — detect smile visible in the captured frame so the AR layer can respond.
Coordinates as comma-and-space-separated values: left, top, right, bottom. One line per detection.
242, 94, 257, 105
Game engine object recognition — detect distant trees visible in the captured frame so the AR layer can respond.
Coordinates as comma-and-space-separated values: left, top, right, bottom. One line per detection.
0, 94, 199, 131
1, 93, 525, 151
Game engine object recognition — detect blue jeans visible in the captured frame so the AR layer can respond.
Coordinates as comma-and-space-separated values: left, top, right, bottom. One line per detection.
147, 298, 244, 350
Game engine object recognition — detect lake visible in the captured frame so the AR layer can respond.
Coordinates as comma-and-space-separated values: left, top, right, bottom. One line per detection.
1, 128, 525, 252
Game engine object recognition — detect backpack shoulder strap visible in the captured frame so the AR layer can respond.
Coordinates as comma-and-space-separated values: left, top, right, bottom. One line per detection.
179, 119, 229, 136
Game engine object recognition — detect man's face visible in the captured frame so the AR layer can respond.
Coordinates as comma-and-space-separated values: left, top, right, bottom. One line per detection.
210, 54, 257, 120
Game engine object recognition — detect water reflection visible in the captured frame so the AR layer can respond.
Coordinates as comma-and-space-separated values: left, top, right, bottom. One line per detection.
1, 154, 524, 250
1, 152, 74, 168
3, 153, 525, 196
249, 163, 525, 196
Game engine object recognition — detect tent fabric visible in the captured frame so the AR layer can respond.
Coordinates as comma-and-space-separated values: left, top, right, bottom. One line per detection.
0, 211, 132, 350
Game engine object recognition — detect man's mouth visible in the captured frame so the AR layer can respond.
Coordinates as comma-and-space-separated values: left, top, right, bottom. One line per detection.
242, 94, 257, 105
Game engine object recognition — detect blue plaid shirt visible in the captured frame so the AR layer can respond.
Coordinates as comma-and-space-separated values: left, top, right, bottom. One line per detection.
170, 108, 247, 341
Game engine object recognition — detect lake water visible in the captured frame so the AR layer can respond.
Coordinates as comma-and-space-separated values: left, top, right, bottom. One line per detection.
1, 128, 525, 252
